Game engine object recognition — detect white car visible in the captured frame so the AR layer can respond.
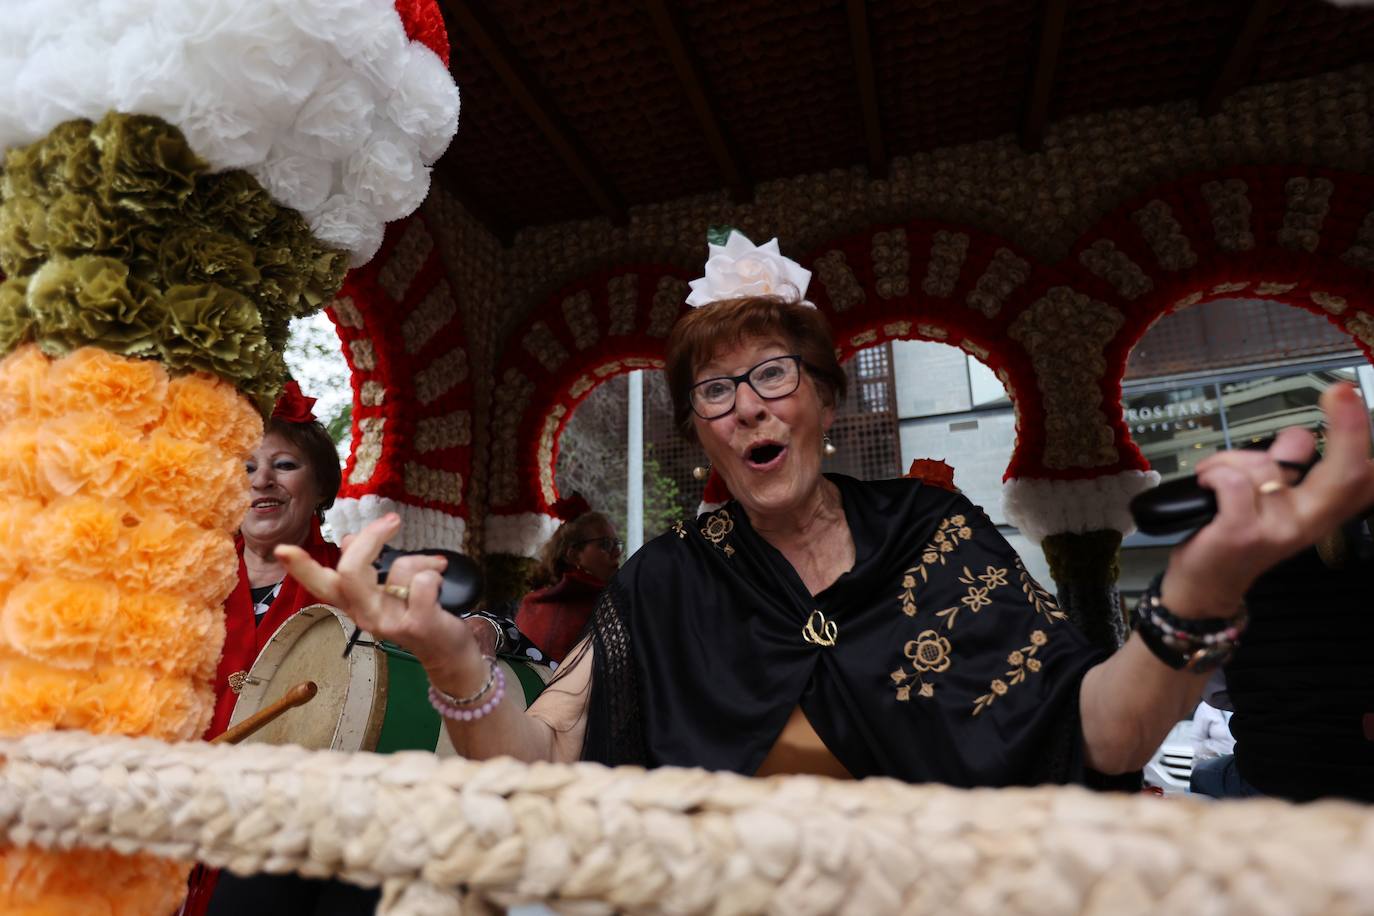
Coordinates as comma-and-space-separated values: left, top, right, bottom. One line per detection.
1142, 719, 1194, 795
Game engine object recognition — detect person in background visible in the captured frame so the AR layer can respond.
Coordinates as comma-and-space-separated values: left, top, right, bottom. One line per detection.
516, 495, 622, 665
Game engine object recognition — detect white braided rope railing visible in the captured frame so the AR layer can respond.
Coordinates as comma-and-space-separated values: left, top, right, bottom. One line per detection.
3, 732, 1374, 916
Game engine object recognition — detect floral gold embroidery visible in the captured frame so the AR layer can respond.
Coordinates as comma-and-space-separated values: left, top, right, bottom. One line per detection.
672, 520, 686, 539
700, 509, 735, 557
973, 629, 1048, 716
1015, 558, 1069, 625
802, 609, 838, 647
899, 515, 972, 616
935, 565, 1005, 629
906, 630, 951, 672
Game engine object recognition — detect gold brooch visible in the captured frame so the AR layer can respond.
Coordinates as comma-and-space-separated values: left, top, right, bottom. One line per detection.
802, 609, 838, 647
227, 671, 249, 694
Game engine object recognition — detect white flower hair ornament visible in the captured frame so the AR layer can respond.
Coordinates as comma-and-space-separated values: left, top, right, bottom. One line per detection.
0, 0, 460, 266
685, 229, 815, 309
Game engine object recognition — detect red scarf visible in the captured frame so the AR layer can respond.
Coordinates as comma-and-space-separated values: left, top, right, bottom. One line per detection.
515, 568, 605, 664
206, 518, 341, 739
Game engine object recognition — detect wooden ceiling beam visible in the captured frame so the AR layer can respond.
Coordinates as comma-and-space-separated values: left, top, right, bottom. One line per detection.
846, 0, 887, 179
643, 0, 751, 202
1019, 0, 1070, 152
442, 0, 627, 224
1201, 0, 1283, 116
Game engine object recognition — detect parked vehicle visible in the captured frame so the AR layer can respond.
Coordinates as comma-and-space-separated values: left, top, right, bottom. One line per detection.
1143, 719, 1194, 795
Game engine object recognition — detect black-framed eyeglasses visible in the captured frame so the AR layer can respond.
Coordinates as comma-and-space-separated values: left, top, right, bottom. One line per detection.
688, 354, 808, 420
574, 536, 624, 555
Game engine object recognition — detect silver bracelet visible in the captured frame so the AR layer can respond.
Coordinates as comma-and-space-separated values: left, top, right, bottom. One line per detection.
482, 615, 507, 654
432, 656, 496, 706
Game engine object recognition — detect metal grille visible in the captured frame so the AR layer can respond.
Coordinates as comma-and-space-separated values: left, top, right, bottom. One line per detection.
828, 343, 902, 482
1125, 298, 1358, 380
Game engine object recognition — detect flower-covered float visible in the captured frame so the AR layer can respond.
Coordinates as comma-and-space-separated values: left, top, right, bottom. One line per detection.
0, 0, 458, 910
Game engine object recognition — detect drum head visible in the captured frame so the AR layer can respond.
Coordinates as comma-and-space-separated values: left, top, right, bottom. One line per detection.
227, 604, 386, 752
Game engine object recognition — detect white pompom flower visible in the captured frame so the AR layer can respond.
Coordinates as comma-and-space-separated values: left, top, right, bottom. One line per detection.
0, 0, 461, 267
291, 74, 377, 160
344, 127, 430, 222
311, 193, 385, 267
251, 151, 334, 214
685, 231, 815, 309
388, 45, 461, 161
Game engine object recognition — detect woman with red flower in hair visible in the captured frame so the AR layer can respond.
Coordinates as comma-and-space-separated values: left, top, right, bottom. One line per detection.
206, 382, 345, 739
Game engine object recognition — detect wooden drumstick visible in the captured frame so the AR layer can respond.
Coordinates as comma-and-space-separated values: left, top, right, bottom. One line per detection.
211, 681, 318, 745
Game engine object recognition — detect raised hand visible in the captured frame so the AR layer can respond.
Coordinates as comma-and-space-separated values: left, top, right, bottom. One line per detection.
276, 514, 485, 685
1161, 383, 1374, 617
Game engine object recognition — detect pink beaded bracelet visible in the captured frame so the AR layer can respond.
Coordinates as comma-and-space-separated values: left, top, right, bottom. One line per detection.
428, 662, 506, 722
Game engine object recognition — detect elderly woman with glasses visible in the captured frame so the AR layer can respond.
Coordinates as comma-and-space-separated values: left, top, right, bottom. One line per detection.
514, 504, 623, 665
282, 232, 1374, 788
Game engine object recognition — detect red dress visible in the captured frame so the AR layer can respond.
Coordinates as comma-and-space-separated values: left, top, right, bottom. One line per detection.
184, 520, 340, 916
515, 569, 605, 664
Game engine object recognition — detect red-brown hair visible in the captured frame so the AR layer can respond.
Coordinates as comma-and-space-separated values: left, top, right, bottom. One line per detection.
665, 295, 846, 439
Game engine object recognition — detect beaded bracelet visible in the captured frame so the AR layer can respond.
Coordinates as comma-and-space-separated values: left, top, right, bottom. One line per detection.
428, 658, 506, 721
1133, 579, 1247, 673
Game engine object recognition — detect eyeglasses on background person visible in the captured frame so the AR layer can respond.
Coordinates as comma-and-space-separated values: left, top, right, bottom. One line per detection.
574, 536, 624, 555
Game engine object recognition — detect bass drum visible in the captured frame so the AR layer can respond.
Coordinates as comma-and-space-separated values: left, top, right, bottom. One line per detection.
226, 603, 552, 755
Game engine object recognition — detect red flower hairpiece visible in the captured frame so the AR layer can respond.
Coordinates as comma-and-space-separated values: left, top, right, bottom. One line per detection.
552, 493, 592, 522
272, 381, 318, 424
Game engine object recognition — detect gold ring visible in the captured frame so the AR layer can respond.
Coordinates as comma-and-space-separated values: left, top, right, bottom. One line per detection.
1258, 480, 1285, 495
382, 584, 410, 601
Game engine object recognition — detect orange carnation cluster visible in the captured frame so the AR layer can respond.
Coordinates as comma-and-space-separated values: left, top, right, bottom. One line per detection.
0, 846, 189, 916
0, 344, 256, 912
0, 343, 260, 740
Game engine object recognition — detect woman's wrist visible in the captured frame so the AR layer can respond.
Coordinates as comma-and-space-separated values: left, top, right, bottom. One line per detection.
416, 616, 490, 695
1157, 567, 1246, 621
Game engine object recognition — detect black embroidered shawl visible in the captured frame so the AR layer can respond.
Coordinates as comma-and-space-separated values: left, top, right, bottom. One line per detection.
582, 474, 1107, 786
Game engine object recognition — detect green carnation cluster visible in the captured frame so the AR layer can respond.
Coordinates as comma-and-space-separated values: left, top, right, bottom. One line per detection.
0, 113, 350, 412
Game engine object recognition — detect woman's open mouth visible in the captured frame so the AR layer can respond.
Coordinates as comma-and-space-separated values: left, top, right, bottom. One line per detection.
744, 442, 786, 471
251, 498, 285, 514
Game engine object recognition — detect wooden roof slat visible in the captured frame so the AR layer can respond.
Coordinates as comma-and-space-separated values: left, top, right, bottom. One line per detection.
1020, 0, 1071, 151
1202, 0, 1285, 116
442, 0, 627, 224
643, 0, 751, 202
847, 0, 887, 179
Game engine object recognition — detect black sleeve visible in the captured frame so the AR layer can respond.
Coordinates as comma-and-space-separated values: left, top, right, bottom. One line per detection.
891, 501, 1115, 786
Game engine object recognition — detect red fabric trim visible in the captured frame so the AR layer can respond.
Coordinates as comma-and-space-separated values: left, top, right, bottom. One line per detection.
394, 0, 450, 66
